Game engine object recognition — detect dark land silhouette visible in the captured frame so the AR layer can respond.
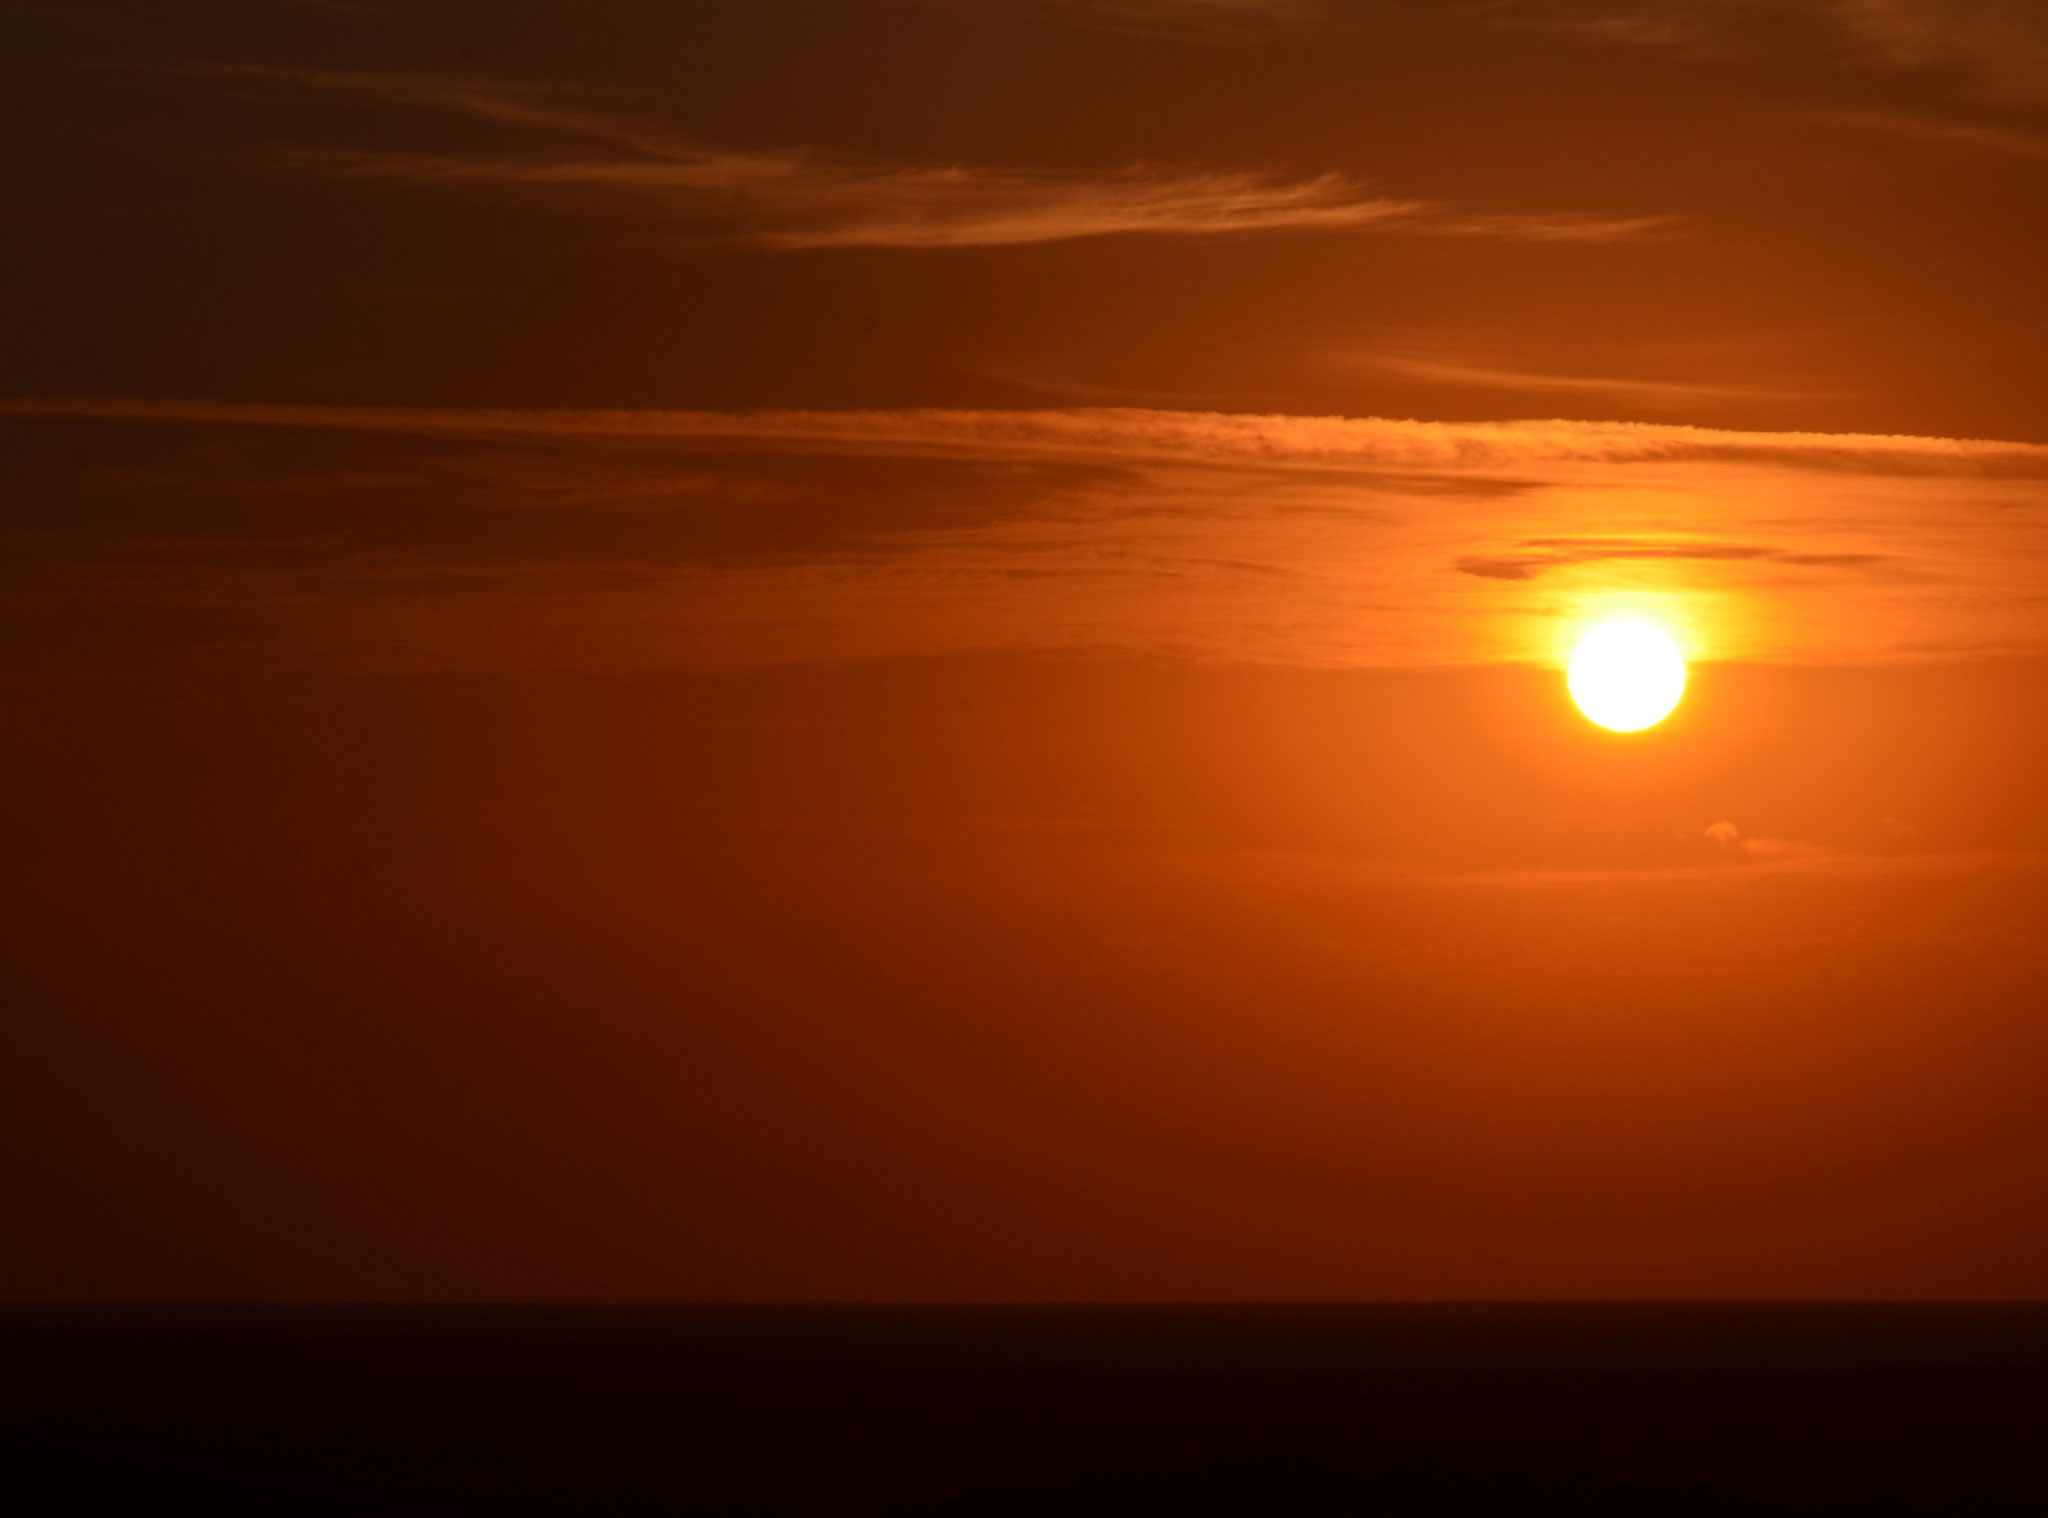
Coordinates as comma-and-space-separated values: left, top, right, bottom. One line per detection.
6, 1306, 2048, 1513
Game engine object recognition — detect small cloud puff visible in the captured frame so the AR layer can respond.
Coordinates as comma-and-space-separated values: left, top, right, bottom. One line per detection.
1705, 820, 1824, 860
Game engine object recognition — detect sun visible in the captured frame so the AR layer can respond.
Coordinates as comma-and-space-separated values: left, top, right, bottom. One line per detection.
1567, 620, 1686, 731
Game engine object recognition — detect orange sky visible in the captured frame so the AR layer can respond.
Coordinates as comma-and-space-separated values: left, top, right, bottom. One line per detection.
3, 0, 2048, 1300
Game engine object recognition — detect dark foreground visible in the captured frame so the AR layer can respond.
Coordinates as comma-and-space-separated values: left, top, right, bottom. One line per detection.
5, 1306, 2048, 1513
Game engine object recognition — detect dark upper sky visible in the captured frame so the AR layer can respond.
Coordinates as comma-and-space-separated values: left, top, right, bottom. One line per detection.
6, 0, 2048, 434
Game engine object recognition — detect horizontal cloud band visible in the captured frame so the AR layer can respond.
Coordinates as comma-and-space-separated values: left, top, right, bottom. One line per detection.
2, 399, 2045, 673
5, 397, 2046, 476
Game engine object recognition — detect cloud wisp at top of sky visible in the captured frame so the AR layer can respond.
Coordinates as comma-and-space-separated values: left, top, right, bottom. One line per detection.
1021, 0, 1323, 38
1505, 0, 2048, 102
185, 63, 1671, 250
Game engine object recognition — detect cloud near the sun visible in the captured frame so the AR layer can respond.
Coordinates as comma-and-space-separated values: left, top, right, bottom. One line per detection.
3, 399, 2045, 674
1705, 820, 1827, 861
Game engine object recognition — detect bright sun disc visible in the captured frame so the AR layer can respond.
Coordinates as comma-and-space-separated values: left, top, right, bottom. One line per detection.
1567, 621, 1686, 731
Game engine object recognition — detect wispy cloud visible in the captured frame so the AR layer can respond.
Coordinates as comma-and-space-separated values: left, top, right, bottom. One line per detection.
1472, 0, 1748, 55
4, 396, 2042, 474
1028, 0, 1321, 38
1502, 0, 2048, 100
194, 65, 1669, 250
3, 399, 2044, 673
1831, 0, 2048, 102
1455, 538, 1891, 581
1350, 348, 1811, 407
293, 146, 1444, 248
1704, 820, 1827, 861
283, 0, 391, 16
1827, 108, 2048, 160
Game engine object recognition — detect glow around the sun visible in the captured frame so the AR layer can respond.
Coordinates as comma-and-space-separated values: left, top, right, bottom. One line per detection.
1567, 620, 1687, 731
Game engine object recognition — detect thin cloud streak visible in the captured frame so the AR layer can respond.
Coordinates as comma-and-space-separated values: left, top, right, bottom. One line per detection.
1828, 108, 2048, 161
1435, 849, 2048, 889
197, 65, 1669, 249
1455, 539, 1891, 582
1351, 349, 1822, 407
1831, 0, 2048, 102
1474, 0, 1761, 54
1492, 0, 2048, 102
4, 396, 2045, 474
183, 63, 705, 157
1026, 0, 1322, 39
289, 147, 1447, 248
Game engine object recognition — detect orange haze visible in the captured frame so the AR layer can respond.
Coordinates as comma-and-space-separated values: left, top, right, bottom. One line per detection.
4, 0, 2048, 1299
